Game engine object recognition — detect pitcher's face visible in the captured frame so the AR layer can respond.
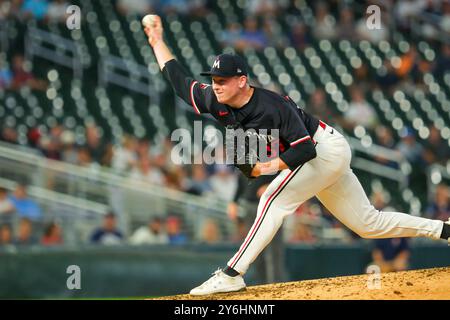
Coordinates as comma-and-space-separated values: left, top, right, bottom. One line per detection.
212, 76, 245, 105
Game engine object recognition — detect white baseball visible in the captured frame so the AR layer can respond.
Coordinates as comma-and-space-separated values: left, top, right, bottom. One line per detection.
142, 14, 157, 27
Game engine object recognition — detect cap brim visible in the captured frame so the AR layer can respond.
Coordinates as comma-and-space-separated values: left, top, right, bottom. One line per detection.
199, 70, 230, 77
199, 71, 214, 76
199, 71, 246, 77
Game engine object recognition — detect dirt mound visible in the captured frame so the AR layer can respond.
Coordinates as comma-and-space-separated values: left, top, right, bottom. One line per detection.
156, 267, 450, 300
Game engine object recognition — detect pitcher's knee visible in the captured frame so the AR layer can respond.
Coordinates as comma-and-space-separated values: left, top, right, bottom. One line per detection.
355, 229, 382, 239
348, 208, 385, 239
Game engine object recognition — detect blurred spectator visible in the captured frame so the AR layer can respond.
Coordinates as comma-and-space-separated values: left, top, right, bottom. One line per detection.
219, 22, 242, 48
230, 216, 249, 243
426, 184, 450, 221
432, 43, 450, 79
375, 125, 395, 149
60, 130, 78, 165
85, 123, 109, 166
352, 63, 369, 84
165, 166, 188, 191
39, 123, 64, 160
441, 1, 450, 34
376, 58, 400, 91
343, 86, 379, 131
312, 2, 336, 40
0, 187, 15, 216
235, 17, 268, 52
370, 189, 410, 272
151, 136, 177, 172
289, 218, 317, 244
47, 0, 69, 23
186, 164, 212, 196
39, 135, 61, 160
422, 125, 450, 166
158, 0, 208, 17
76, 146, 95, 168
129, 156, 165, 186
0, 58, 12, 89
374, 126, 399, 169
395, 45, 430, 84
209, 164, 238, 202
21, 0, 50, 21
27, 127, 41, 149
90, 212, 124, 245
199, 218, 222, 244
9, 184, 42, 220
262, 16, 289, 49
245, 0, 281, 17
111, 135, 138, 174
336, 6, 357, 41
41, 221, 63, 246
372, 237, 410, 272
0, 126, 18, 144
394, 0, 427, 33
116, 0, 153, 16
371, 189, 393, 212
307, 88, 343, 127
0, 224, 13, 246
166, 215, 187, 245
396, 44, 418, 78
0, 0, 22, 20
13, 217, 37, 246
136, 138, 152, 161
10, 54, 47, 91
395, 127, 424, 165
129, 216, 169, 245
288, 21, 311, 52
397, 127, 428, 201
101, 143, 114, 168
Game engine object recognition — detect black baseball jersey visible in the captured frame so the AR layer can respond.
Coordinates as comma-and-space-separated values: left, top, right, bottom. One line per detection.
163, 59, 320, 170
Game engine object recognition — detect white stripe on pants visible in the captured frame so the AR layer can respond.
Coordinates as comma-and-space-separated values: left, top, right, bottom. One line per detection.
228, 124, 444, 274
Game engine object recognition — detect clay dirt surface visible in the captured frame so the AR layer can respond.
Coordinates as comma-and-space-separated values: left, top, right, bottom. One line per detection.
154, 267, 450, 300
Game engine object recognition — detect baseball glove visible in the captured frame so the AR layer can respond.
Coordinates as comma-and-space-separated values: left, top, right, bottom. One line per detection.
225, 123, 258, 179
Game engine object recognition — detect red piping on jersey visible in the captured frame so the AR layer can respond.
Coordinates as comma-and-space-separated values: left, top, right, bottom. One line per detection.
290, 135, 311, 147
189, 81, 201, 114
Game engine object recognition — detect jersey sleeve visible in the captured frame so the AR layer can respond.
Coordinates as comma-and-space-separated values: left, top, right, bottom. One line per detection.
162, 59, 212, 114
278, 99, 317, 170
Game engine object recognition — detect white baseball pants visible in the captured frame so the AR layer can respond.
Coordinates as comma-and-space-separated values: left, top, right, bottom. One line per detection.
228, 122, 444, 274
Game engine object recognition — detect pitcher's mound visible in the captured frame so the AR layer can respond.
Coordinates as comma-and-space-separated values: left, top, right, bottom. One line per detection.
155, 266, 450, 300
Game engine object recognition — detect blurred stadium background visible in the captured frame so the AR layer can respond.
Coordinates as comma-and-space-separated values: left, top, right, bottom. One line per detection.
0, 0, 449, 299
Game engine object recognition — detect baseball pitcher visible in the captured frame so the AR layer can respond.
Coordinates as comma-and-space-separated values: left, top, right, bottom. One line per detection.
142, 15, 450, 295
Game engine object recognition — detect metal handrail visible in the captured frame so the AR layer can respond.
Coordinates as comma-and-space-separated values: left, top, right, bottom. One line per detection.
0, 177, 107, 215
0, 141, 226, 213
347, 135, 409, 187
98, 54, 164, 104
25, 27, 84, 78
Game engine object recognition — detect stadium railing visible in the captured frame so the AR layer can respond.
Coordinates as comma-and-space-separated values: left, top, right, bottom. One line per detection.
0, 141, 236, 244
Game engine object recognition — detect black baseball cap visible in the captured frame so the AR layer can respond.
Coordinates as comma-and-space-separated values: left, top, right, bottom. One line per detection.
200, 54, 248, 77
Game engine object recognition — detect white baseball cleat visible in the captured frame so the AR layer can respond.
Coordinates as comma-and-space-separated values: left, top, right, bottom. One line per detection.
189, 268, 246, 296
